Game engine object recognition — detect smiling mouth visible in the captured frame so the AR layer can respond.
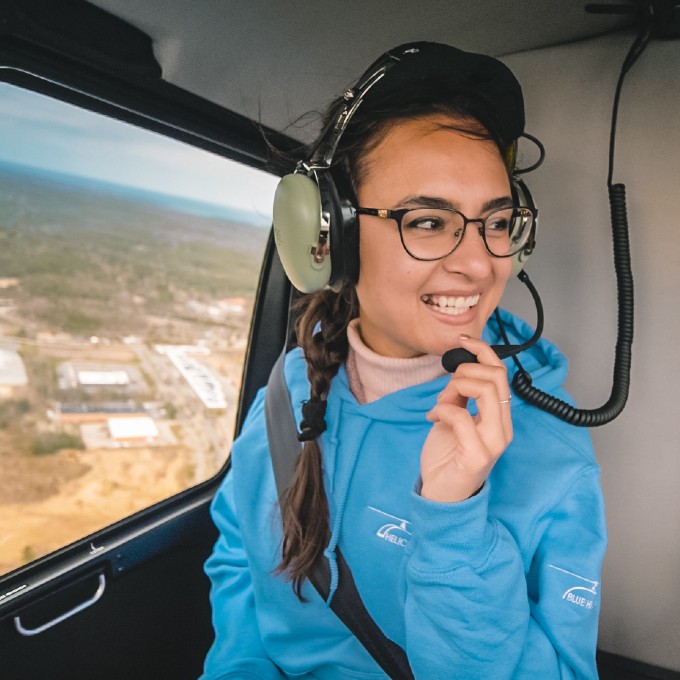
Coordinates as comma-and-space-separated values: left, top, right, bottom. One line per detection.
421, 293, 480, 316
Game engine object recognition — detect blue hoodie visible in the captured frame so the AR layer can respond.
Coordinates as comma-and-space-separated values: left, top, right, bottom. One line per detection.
202, 310, 606, 680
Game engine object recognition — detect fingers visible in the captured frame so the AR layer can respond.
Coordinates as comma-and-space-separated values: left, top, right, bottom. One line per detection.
429, 375, 511, 453
457, 334, 506, 368
421, 402, 502, 503
429, 402, 485, 459
454, 366, 513, 441
420, 336, 514, 503
457, 335, 513, 440
436, 336, 512, 431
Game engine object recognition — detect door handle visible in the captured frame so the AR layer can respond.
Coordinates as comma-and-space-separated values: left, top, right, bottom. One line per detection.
13, 573, 106, 636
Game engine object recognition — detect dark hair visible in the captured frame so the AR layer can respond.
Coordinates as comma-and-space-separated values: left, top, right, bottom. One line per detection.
276, 84, 513, 598
331, 84, 512, 198
275, 284, 358, 598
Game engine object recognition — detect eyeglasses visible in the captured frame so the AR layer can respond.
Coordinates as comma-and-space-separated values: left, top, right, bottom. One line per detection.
355, 205, 537, 261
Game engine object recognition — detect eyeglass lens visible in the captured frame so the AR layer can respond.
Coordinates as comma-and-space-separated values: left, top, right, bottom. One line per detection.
400, 207, 534, 259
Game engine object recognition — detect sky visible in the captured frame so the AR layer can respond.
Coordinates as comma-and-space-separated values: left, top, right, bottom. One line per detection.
0, 83, 279, 225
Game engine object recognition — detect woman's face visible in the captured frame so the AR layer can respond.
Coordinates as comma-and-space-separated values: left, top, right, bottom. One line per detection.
354, 116, 514, 358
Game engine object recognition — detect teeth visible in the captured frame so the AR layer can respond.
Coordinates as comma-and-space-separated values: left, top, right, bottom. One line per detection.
424, 294, 480, 313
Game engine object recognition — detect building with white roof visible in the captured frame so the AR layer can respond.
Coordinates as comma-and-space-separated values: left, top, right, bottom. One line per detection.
107, 416, 159, 445
0, 347, 28, 398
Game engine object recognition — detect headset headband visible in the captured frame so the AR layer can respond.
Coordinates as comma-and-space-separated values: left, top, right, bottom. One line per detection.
304, 50, 403, 171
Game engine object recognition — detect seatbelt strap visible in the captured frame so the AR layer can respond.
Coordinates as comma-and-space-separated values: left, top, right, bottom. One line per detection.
264, 349, 415, 680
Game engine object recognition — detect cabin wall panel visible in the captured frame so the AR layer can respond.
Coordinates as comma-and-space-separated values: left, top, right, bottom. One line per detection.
502, 33, 680, 671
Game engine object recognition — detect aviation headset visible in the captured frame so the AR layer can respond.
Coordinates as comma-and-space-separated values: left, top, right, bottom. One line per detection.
272, 41, 537, 294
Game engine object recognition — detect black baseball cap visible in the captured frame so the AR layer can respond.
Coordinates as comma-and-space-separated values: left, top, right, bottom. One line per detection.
357, 41, 525, 148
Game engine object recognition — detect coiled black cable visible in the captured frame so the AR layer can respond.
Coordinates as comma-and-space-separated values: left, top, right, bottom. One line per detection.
506, 7, 654, 426
510, 184, 633, 425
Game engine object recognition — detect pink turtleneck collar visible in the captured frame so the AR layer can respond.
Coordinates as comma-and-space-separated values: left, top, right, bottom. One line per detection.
345, 319, 448, 404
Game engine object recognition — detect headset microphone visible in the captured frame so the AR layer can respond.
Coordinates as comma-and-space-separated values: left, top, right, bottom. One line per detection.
442, 270, 544, 372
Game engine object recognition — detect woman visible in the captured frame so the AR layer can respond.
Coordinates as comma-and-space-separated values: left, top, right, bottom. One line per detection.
202, 42, 606, 680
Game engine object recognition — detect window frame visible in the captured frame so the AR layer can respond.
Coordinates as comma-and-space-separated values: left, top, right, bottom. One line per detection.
0, 37, 291, 621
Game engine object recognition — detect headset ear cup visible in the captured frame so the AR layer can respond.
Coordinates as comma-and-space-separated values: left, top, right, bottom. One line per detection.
317, 171, 359, 289
510, 177, 537, 275
272, 173, 332, 293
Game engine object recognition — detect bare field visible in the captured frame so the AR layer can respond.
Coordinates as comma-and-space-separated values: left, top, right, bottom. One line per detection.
0, 443, 194, 575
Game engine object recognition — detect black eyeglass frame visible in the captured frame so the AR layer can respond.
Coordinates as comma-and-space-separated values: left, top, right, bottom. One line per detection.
355, 205, 538, 261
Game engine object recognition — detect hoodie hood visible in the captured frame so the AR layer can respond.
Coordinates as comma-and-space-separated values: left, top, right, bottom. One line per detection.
484, 308, 568, 394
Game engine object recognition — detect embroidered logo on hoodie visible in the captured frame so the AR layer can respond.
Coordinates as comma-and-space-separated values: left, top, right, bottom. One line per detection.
368, 506, 411, 548
548, 564, 599, 610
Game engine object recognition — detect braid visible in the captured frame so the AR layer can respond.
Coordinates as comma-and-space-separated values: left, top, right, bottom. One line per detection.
276, 284, 358, 599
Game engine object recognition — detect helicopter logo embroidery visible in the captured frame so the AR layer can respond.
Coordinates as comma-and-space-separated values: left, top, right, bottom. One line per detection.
368, 506, 412, 548
548, 564, 599, 610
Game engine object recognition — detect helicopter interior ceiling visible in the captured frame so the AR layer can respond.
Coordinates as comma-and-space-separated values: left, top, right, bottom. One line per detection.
87, 0, 634, 140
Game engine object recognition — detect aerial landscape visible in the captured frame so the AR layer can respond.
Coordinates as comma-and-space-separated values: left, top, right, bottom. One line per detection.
0, 162, 269, 574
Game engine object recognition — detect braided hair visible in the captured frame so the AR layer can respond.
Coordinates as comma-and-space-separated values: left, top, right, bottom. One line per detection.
276, 284, 358, 598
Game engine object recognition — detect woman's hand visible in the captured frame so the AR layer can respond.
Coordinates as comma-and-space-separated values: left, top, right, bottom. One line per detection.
420, 335, 513, 503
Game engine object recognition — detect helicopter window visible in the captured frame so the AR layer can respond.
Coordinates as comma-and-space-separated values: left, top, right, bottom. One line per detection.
0, 82, 276, 576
